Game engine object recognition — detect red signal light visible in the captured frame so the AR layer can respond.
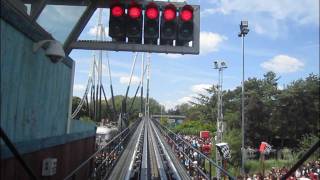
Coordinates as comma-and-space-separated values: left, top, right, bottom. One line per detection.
180, 5, 193, 21
128, 5, 142, 19
111, 5, 124, 17
163, 4, 176, 21
146, 3, 159, 20
146, 7, 159, 20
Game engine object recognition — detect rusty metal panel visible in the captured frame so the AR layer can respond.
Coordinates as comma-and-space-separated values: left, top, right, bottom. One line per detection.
1, 136, 96, 180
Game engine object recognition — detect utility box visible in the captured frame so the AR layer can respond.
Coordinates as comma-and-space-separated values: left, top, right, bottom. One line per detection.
42, 158, 57, 176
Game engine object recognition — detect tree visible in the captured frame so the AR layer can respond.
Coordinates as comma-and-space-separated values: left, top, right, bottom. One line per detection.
171, 72, 319, 166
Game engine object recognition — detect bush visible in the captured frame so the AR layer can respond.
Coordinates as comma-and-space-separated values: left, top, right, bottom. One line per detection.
171, 119, 215, 135
245, 159, 294, 175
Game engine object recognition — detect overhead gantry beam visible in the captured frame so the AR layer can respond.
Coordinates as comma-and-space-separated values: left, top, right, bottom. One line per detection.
30, 0, 47, 21
21, 0, 148, 7
63, 0, 98, 55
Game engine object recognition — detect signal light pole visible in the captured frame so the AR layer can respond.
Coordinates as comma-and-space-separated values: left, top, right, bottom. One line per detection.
238, 20, 249, 175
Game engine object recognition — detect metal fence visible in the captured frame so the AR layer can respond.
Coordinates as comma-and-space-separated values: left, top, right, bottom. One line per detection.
152, 119, 235, 180
63, 120, 141, 180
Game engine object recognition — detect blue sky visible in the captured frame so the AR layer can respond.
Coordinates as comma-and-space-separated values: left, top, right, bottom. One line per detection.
37, 0, 319, 109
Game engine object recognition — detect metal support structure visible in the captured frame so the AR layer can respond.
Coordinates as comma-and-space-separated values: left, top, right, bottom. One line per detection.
70, 40, 199, 54
213, 61, 227, 180
30, 0, 47, 21
241, 35, 245, 174
146, 53, 151, 118
20, 0, 200, 54
63, 0, 97, 55
140, 53, 145, 116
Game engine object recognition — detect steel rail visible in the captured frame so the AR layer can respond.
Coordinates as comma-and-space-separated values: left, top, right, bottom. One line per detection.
125, 120, 145, 180
63, 120, 140, 180
150, 120, 182, 180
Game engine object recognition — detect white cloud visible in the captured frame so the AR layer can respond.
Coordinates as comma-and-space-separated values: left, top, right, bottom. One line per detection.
261, 55, 304, 74
200, 32, 226, 55
162, 101, 177, 110
119, 75, 140, 85
73, 84, 86, 96
73, 84, 85, 91
178, 96, 194, 104
191, 84, 212, 94
162, 94, 195, 110
159, 54, 184, 59
208, 0, 318, 24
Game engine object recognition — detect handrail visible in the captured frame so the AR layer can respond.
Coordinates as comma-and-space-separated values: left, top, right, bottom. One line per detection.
280, 139, 320, 180
153, 119, 236, 180
63, 120, 140, 180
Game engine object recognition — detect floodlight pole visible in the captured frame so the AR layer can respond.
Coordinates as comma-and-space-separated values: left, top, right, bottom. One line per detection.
213, 61, 227, 180
239, 20, 249, 175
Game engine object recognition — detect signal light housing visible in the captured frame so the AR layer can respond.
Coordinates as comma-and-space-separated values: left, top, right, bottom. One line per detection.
180, 7, 193, 21
160, 4, 177, 45
127, 4, 143, 43
144, 2, 160, 45
163, 6, 176, 21
146, 6, 159, 20
109, 4, 126, 42
111, 5, 124, 17
128, 5, 142, 19
177, 5, 194, 46
104, 2, 199, 54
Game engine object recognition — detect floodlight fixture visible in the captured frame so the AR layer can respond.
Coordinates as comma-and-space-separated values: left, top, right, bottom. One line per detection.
213, 61, 219, 69
238, 20, 249, 37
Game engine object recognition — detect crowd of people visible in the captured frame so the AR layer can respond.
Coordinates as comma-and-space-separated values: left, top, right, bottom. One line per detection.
164, 133, 215, 179
239, 160, 319, 180
165, 132, 320, 180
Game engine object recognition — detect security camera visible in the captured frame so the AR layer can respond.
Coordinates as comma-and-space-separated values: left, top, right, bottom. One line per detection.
33, 40, 65, 63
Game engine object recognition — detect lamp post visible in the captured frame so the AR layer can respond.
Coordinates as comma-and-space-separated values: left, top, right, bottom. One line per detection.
213, 60, 227, 180
238, 20, 249, 175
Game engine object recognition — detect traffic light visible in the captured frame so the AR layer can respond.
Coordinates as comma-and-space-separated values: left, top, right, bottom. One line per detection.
109, 3, 126, 42
144, 2, 160, 45
127, 3, 143, 43
177, 5, 194, 46
160, 4, 177, 45
101, 2, 200, 54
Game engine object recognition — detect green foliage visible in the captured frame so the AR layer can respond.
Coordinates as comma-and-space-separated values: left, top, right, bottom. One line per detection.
79, 116, 96, 125
169, 72, 319, 170
245, 159, 295, 175
171, 120, 215, 135
224, 129, 242, 166
72, 95, 163, 123
160, 117, 169, 126
296, 134, 320, 160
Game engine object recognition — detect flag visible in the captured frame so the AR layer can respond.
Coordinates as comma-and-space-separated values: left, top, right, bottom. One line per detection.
216, 142, 231, 159
259, 142, 272, 155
